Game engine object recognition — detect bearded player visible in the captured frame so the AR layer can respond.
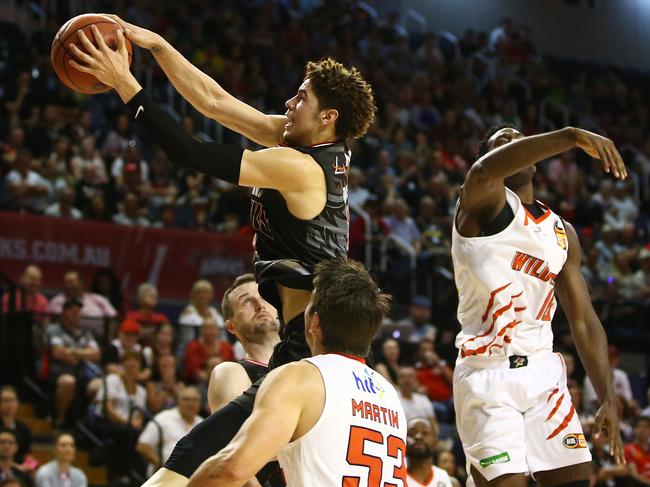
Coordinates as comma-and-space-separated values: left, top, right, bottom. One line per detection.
69, 23, 375, 486
452, 125, 627, 486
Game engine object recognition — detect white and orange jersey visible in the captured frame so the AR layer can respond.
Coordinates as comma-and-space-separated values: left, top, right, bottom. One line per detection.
451, 187, 568, 362
407, 466, 454, 487
277, 354, 408, 487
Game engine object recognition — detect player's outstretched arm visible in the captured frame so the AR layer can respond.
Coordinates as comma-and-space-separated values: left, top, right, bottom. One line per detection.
187, 362, 323, 487
555, 221, 625, 464
461, 127, 626, 218
102, 15, 287, 148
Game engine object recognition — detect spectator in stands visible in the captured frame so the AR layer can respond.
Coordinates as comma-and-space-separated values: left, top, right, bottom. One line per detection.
102, 319, 151, 382
398, 296, 436, 344
591, 429, 631, 486
151, 202, 178, 229
45, 298, 101, 426
48, 271, 117, 327
1, 265, 48, 322
94, 351, 147, 485
624, 416, 650, 483
375, 338, 401, 386
348, 167, 371, 208
146, 354, 184, 414
406, 418, 455, 487
136, 386, 202, 475
177, 279, 225, 356
584, 345, 634, 414
101, 113, 132, 161
0, 430, 30, 487
35, 433, 87, 487
113, 192, 150, 226
436, 450, 464, 487
609, 180, 638, 230
386, 198, 422, 252
44, 186, 81, 220
397, 366, 437, 427
150, 324, 175, 364
631, 247, 650, 302
0, 388, 30, 466
69, 136, 107, 184
4, 149, 50, 214
90, 268, 125, 319
183, 318, 234, 384
594, 225, 624, 280
414, 340, 453, 414
74, 165, 109, 219
126, 283, 169, 345
349, 195, 390, 264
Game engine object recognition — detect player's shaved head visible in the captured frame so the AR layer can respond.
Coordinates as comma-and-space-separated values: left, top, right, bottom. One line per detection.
477, 124, 522, 158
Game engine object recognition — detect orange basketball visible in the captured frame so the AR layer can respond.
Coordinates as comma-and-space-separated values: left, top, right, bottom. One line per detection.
51, 13, 133, 94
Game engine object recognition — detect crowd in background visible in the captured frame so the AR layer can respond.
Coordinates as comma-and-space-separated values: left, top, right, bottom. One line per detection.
1, 0, 650, 485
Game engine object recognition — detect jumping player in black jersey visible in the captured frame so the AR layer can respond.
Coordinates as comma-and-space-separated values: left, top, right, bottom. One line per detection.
71, 20, 376, 487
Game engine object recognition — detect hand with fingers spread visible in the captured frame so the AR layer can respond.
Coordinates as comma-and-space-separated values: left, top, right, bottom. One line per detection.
593, 398, 625, 465
69, 26, 142, 102
572, 127, 628, 179
100, 14, 163, 51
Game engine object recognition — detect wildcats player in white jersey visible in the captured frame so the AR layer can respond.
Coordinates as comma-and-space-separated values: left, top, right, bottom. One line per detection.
186, 258, 407, 487
406, 418, 454, 487
452, 125, 628, 487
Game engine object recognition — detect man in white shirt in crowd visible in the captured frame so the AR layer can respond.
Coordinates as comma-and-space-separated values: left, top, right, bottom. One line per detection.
136, 387, 203, 476
4, 149, 51, 213
406, 418, 454, 487
398, 365, 437, 429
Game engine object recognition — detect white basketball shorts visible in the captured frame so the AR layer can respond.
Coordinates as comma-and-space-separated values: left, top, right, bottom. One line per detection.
453, 352, 591, 481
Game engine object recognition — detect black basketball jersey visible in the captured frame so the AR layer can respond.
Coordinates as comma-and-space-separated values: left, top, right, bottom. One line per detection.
238, 358, 267, 384
250, 141, 351, 308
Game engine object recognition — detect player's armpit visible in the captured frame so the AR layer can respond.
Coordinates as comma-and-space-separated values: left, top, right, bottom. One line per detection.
208, 362, 252, 413
187, 362, 323, 487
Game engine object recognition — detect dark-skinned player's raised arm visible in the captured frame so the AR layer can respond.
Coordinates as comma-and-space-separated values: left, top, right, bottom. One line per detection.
101, 14, 287, 148
458, 126, 627, 237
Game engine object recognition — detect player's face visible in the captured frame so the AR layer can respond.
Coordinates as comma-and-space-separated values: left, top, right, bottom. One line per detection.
229, 282, 279, 341
406, 419, 436, 459
283, 79, 323, 146
487, 127, 536, 187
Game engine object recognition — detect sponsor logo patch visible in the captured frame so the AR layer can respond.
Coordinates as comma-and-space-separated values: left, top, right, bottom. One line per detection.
563, 433, 587, 449
554, 219, 568, 250
479, 451, 511, 468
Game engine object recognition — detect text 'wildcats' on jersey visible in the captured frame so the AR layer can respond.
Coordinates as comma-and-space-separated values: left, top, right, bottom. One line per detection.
277, 354, 408, 487
451, 188, 569, 361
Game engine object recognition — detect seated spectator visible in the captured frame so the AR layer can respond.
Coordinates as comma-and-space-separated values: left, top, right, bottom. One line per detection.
126, 284, 169, 345
386, 198, 422, 252
47, 271, 117, 333
397, 296, 436, 344
150, 324, 175, 364
0, 430, 31, 487
94, 352, 147, 485
90, 268, 125, 319
113, 192, 150, 226
177, 280, 225, 356
146, 354, 184, 414
44, 186, 82, 220
4, 149, 51, 214
69, 135, 107, 184
348, 167, 371, 208
375, 338, 401, 386
136, 386, 202, 476
110, 145, 149, 193
406, 418, 454, 487
624, 416, 650, 483
102, 319, 151, 382
436, 450, 464, 487
0, 388, 31, 465
584, 346, 634, 414
349, 196, 390, 264
631, 247, 650, 301
1, 265, 48, 324
397, 366, 437, 428
591, 429, 631, 486
414, 340, 453, 403
183, 319, 234, 384
35, 433, 87, 487
45, 298, 101, 426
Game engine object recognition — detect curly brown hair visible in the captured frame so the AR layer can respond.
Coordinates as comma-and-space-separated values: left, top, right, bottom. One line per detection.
305, 58, 376, 140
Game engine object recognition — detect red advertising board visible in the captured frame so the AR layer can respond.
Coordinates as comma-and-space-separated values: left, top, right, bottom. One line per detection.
0, 212, 254, 301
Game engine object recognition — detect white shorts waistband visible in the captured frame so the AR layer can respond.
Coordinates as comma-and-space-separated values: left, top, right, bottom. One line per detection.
455, 350, 554, 369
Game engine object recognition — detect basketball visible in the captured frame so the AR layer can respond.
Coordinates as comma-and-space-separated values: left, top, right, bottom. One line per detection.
51, 13, 132, 94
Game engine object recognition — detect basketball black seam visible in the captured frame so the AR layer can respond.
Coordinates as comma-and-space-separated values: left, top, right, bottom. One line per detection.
54, 20, 133, 94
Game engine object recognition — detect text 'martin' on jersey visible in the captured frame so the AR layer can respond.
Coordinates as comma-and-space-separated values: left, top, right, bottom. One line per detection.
277, 354, 408, 487
452, 188, 569, 361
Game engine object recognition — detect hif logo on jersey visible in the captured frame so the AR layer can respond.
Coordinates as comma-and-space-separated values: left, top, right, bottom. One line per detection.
352, 369, 385, 399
